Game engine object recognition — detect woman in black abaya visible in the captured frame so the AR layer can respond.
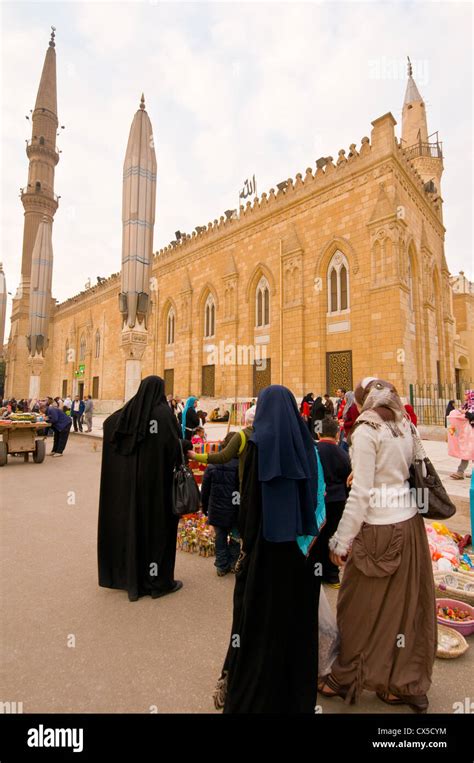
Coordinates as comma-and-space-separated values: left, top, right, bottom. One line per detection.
215, 385, 323, 713
98, 375, 185, 602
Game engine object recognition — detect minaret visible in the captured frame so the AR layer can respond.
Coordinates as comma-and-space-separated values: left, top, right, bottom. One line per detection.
21, 26, 59, 279
0, 264, 6, 356
401, 56, 443, 196
119, 94, 157, 401
27, 217, 54, 398
5, 28, 59, 398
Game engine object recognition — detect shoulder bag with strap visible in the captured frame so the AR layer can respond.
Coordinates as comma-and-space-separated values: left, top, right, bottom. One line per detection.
172, 440, 201, 516
408, 423, 456, 520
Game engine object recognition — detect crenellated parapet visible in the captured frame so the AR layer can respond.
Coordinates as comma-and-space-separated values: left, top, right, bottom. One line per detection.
152, 115, 440, 270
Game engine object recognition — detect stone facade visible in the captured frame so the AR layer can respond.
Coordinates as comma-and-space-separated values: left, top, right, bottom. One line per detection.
451, 273, 474, 390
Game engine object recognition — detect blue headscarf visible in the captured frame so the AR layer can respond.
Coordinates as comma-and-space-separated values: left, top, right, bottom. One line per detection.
250, 385, 320, 543
181, 396, 197, 438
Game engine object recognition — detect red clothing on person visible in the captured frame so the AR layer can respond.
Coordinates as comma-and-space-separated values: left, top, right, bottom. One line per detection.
337, 399, 346, 421
343, 402, 359, 436
404, 404, 417, 426
302, 401, 311, 418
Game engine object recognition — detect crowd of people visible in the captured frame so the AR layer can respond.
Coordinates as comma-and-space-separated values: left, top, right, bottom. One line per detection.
96, 375, 468, 714
1, 393, 95, 457
6, 376, 471, 713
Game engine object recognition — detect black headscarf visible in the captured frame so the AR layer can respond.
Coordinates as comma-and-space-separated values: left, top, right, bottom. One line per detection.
250, 385, 319, 542
110, 375, 168, 456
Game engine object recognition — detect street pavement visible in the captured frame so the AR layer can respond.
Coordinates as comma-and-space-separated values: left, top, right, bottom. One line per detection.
1, 433, 472, 714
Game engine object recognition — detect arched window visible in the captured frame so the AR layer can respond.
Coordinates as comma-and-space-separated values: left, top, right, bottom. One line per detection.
65, 340, 69, 364
79, 334, 86, 362
39, 137, 45, 146
35, 181, 41, 192
256, 276, 270, 327
327, 251, 350, 314
204, 294, 215, 338
407, 259, 414, 312
166, 307, 175, 345
95, 329, 101, 358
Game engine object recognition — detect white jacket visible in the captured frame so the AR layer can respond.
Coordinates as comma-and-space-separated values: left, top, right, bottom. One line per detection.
329, 411, 417, 557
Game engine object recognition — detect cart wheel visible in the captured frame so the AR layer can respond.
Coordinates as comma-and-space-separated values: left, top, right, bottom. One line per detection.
33, 440, 46, 464
0, 442, 7, 466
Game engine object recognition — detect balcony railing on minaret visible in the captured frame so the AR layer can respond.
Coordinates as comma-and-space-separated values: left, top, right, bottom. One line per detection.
402, 131, 443, 161
26, 137, 60, 164
20, 186, 60, 204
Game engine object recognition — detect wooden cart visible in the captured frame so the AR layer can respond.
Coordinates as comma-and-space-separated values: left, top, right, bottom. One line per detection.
0, 421, 48, 466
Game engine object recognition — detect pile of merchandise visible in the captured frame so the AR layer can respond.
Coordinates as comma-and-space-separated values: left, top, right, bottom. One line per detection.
7, 413, 38, 423
426, 522, 472, 572
177, 512, 215, 557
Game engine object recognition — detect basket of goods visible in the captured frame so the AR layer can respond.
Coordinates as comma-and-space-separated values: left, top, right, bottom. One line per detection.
436, 598, 474, 636
433, 570, 474, 605
436, 624, 469, 659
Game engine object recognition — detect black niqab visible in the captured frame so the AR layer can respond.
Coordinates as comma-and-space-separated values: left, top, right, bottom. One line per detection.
110, 375, 167, 456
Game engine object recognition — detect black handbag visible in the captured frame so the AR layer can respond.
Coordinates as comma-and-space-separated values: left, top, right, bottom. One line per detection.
409, 424, 456, 520
172, 440, 201, 516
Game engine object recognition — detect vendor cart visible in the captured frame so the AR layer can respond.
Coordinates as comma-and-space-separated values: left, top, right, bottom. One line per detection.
0, 421, 48, 466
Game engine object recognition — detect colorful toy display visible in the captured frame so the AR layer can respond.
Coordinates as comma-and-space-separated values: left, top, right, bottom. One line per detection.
177, 512, 216, 557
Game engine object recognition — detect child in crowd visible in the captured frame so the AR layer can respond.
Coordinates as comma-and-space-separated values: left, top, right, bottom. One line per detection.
191, 426, 207, 446
315, 416, 351, 587
201, 433, 240, 577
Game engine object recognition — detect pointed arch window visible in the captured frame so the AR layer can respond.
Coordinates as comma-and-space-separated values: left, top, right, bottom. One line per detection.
166, 307, 176, 345
204, 294, 216, 338
327, 251, 350, 314
79, 333, 86, 362
256, 276, 270, 328
407, 259, 414, 312
95, 329, 101, 358
65, 340, 69, 365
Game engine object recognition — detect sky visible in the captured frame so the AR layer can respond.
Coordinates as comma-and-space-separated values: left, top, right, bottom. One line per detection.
1, 0, 473, 333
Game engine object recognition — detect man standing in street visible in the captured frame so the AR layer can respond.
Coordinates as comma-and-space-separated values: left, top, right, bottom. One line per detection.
43, 403, 72, 457
71, 395, 85, 432
84, 395, 94, 432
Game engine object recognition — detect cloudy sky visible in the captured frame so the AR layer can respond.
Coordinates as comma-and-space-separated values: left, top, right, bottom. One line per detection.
1, 0, 472, 331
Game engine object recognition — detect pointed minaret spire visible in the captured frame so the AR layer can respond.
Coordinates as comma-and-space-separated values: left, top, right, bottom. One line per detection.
401, 55, 428, 147
35, 28, 58, 116
403, 56, 423, 107
18, 30, 59, 284
140, 93, 145, 110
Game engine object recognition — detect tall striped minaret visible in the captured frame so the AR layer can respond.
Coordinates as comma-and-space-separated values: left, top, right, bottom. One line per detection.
5, 28, 60, 398
119, 94, 157, 401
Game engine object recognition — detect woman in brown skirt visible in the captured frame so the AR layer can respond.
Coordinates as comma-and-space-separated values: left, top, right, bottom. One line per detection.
319, 377, 436, 713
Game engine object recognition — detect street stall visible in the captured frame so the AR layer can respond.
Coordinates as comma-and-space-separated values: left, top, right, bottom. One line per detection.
177, 440, 223, 556
0, 413, 48, 466
427, 521, 474, 658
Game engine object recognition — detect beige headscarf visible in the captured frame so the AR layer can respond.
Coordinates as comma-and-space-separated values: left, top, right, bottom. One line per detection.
353, 378, 405, 436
